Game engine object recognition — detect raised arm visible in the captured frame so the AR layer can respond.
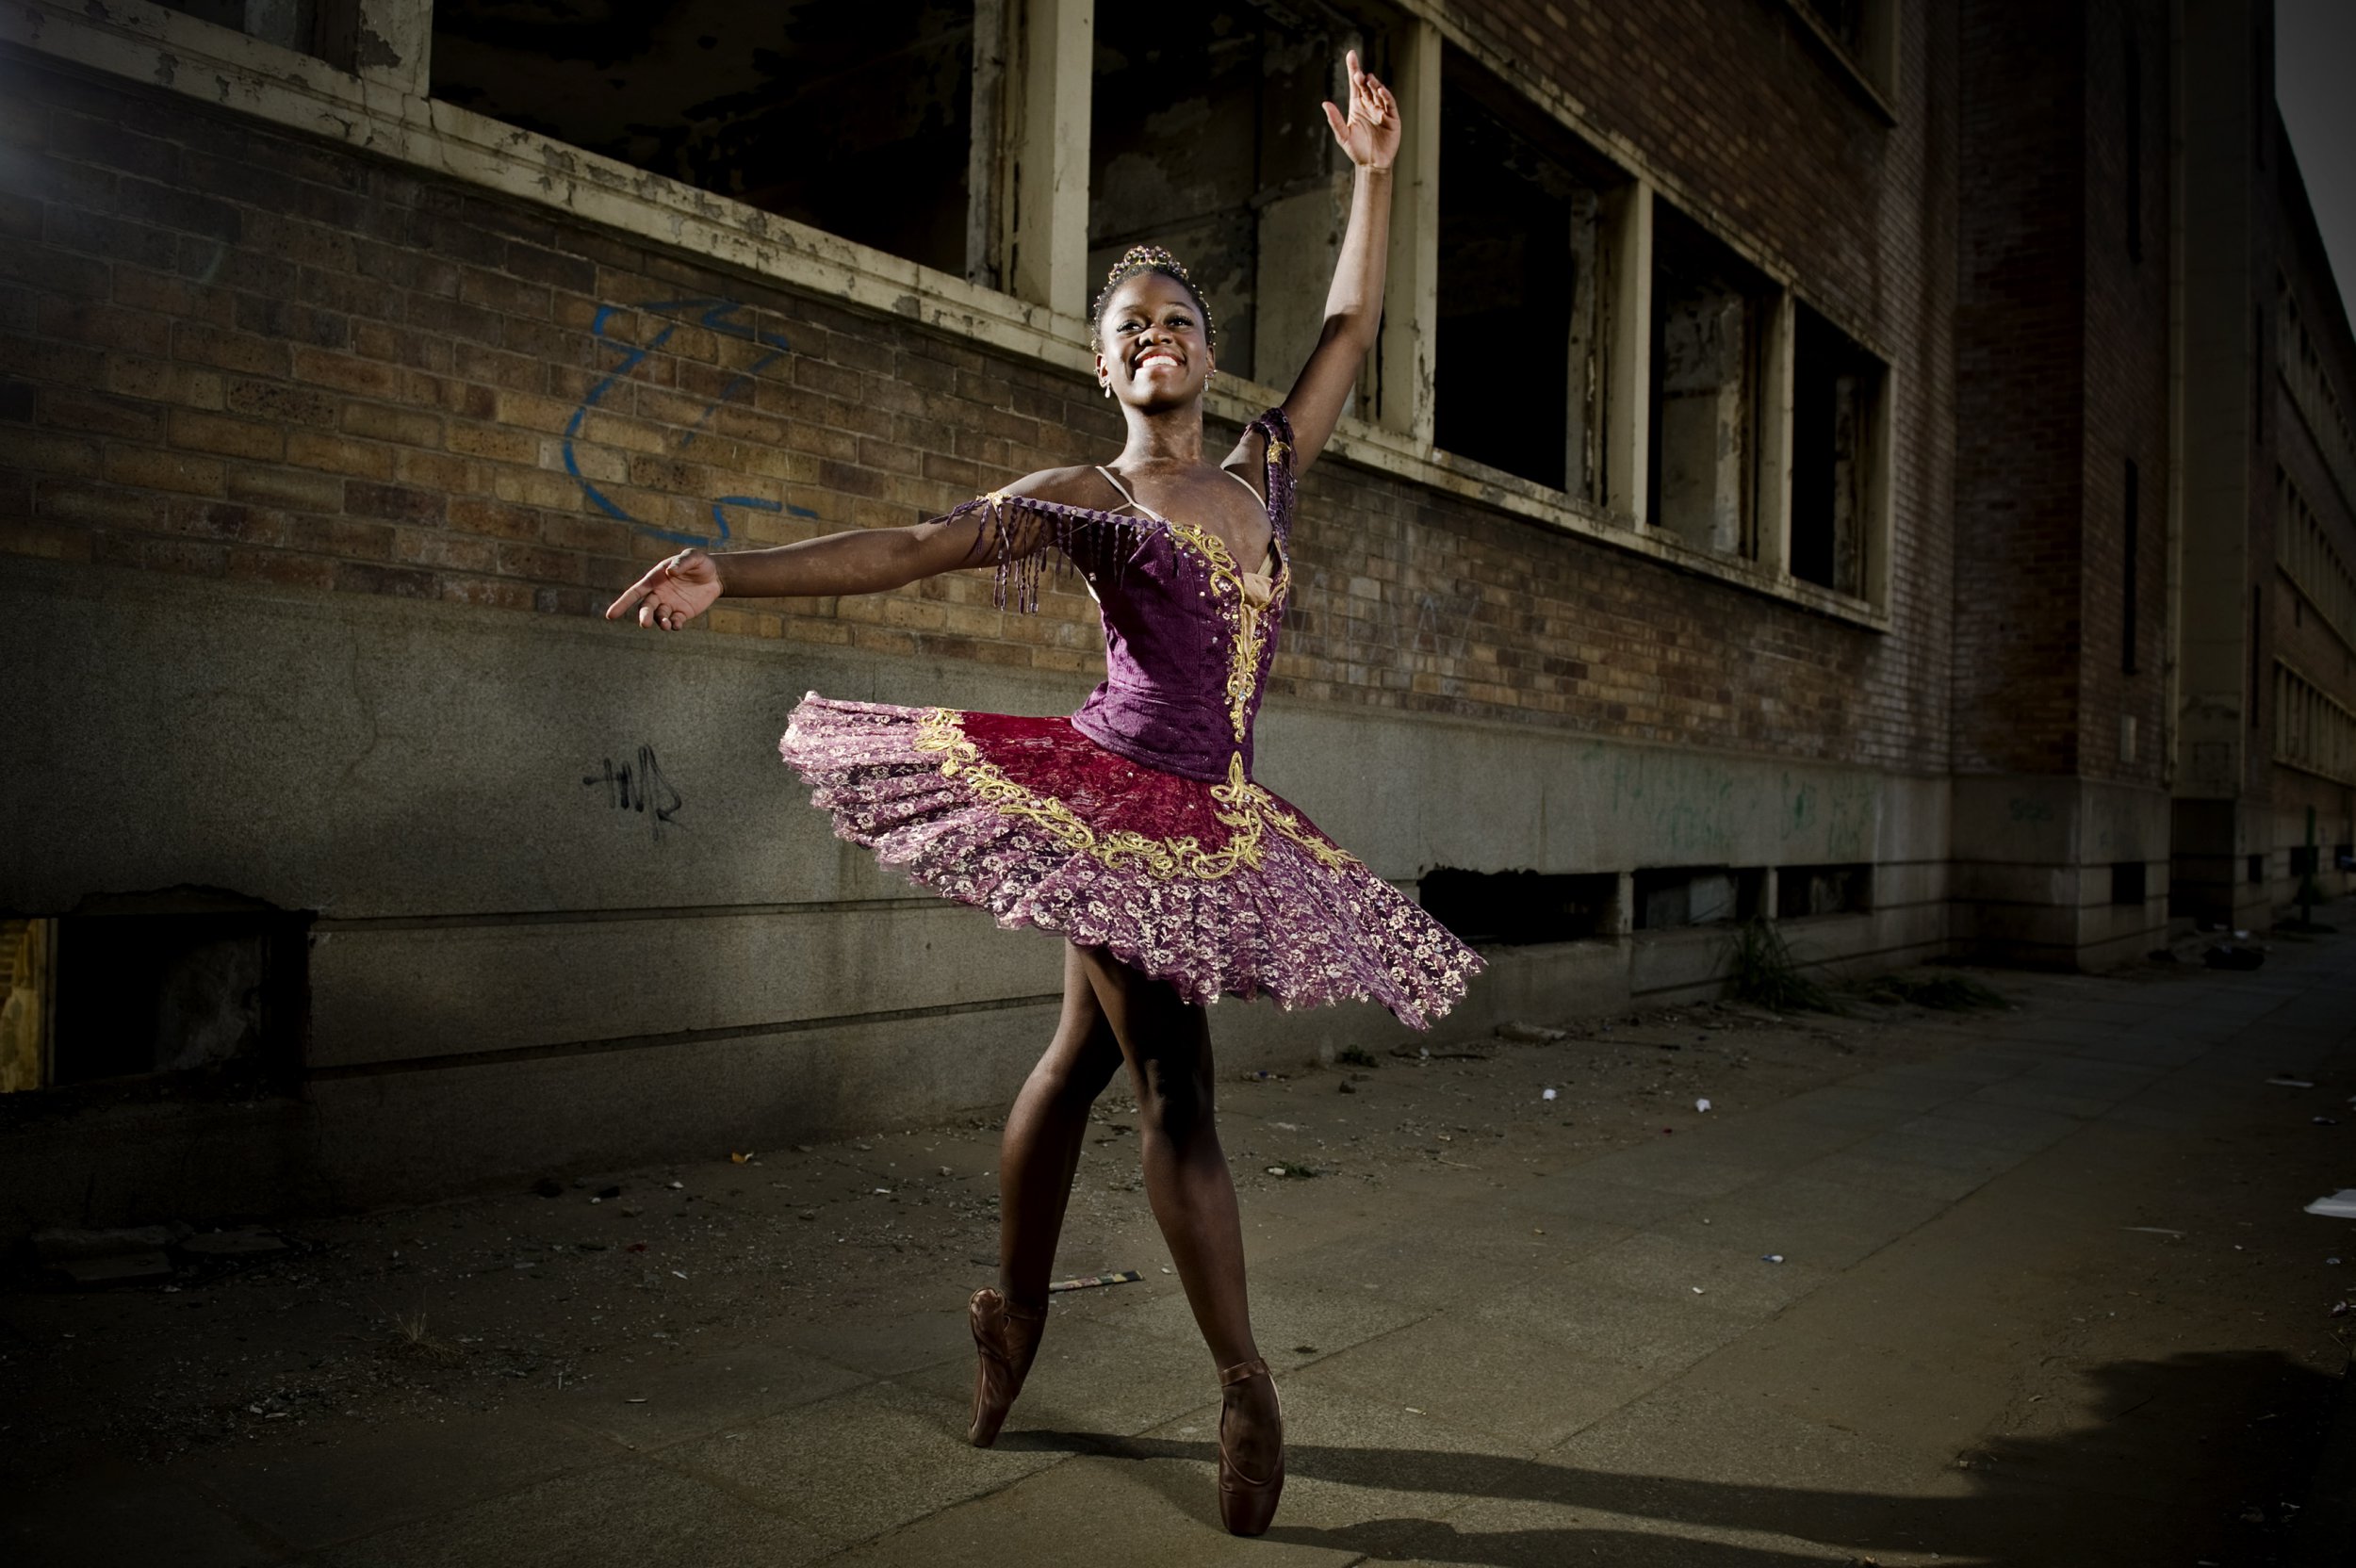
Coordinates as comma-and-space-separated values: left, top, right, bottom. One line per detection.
603, 466, 1105, 630
1271, 51, 1400, 476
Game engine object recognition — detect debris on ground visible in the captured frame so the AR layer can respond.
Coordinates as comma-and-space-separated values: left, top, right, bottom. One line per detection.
1495, 1021, 1567, 1044
1847, 972, 2010, 1011
1047, 1269, 1142, 1293
2304, 1190, 2356, 1217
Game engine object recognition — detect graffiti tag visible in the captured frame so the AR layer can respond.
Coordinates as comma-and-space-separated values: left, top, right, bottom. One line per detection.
584, 744, 685, 842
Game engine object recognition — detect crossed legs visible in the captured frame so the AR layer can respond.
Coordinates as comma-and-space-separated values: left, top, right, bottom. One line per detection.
990, 943, 1280, 1476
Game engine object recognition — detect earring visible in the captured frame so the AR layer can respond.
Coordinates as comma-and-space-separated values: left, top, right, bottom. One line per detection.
1102, 382, 1111, 399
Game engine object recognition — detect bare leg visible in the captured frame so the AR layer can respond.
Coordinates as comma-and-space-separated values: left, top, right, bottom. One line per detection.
1072, 945, 1280, 1478
996, 945, 1125, 1311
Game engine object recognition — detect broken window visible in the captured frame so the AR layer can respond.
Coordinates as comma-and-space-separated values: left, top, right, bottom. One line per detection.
1648, 207, 1769, 558
432, 1, 978, 277
6, 896, 311, 1093
1632, 868, 1764, 931
1087, 3, 1364, 384
1433, 50, 1615, 497
1790, 302, 1885, 596
1775, 863, 1871, 919
1418, 870, 1619, 945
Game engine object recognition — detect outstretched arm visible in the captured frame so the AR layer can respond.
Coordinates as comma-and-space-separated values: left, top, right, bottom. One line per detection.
603, 466, 1104, 630
1275, 51, 1400, 476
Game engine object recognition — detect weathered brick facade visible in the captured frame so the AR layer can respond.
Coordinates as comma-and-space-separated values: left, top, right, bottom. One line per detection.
2, 0, 2351, 1217
0, 20, 1950, 773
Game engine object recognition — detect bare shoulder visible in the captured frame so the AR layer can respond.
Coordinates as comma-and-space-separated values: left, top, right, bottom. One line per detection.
995, 465, 1123, 510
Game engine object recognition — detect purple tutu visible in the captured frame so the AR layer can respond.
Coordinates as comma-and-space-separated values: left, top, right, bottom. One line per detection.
780, 698, 1481, 1028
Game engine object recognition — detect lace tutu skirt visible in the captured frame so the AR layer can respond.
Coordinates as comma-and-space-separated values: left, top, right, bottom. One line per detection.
779, 694, 1481, 1028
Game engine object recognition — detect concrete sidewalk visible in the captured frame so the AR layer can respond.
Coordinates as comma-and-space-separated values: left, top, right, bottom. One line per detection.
8, 923, 2356, 1566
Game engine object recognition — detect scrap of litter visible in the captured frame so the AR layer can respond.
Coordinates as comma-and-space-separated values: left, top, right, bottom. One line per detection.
1048, 1269, 1144, 1293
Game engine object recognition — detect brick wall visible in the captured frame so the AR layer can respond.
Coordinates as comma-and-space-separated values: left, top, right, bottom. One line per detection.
0, 26, 1958, 775
2072, 0, 2172, 790
1952, 0, 2087, 776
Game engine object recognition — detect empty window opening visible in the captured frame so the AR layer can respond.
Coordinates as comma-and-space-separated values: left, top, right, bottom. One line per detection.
1776, 863, 1872, 919
1632, 867, 1764, 932
2110, 860, 2147, 906
8, 895, 311, 1094
1434, 50, 1615, 496
1418, 869, 1619, 945
1789, 0, 1897, 96
1649, 206, 1768, 558
2247, 853, 2266, 885
154, 1, 325, 57
1088, 4, 1360, 382
432, 2, 977, 276
1791, 302, 1884, 595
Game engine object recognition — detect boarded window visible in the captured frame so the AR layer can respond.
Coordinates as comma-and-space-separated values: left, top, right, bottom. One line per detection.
1418, 870, 1619, 944
1791, 302, 1884, 595
1648, 207, 1769, 557
1434, 51, 1616, 497
1086, 4, 1361, 384
431, 1, 977, 276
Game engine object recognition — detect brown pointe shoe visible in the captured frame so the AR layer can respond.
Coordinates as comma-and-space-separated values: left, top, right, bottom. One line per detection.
1217, 1356, 1285, 1537
965, 1287, 1046, 1447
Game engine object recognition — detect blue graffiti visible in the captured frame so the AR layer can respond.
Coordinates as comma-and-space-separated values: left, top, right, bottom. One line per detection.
564, 298, 819, 547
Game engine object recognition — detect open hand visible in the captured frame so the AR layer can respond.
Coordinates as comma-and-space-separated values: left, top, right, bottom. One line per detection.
605, 548, 722, 630
1322, 49, 1399, 172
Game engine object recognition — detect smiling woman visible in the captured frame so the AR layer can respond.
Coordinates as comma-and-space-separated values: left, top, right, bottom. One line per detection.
600, 50, 1477, 1538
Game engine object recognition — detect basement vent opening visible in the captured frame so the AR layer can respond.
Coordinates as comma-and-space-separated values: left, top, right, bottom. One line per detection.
2110, 860, 2147, 906
1775, 863, 1872, 919
1632, 867, 1763, 932
2248, 854, 2266, 886
1417, 869, 1619, 945
431, 1, 977, 276
1, 893, 309, 1095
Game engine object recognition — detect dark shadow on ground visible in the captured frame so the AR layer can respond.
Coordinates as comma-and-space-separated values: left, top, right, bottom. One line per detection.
1004, 1349, 2344, 1565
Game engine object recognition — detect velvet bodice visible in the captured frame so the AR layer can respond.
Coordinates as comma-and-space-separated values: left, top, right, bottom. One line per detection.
972, 408, 1298, 783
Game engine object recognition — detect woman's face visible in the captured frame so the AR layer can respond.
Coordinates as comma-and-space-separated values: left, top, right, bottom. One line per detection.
1096, 272, 1212, 410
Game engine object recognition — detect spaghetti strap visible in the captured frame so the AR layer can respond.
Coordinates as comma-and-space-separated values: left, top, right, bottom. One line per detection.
1217, 465, 1267, 507
1094, 465, 1162, 519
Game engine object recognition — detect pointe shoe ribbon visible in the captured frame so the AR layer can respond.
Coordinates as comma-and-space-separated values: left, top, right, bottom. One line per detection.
965, 1287, 1046, 1448
1216, 1355, 1285, 1536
